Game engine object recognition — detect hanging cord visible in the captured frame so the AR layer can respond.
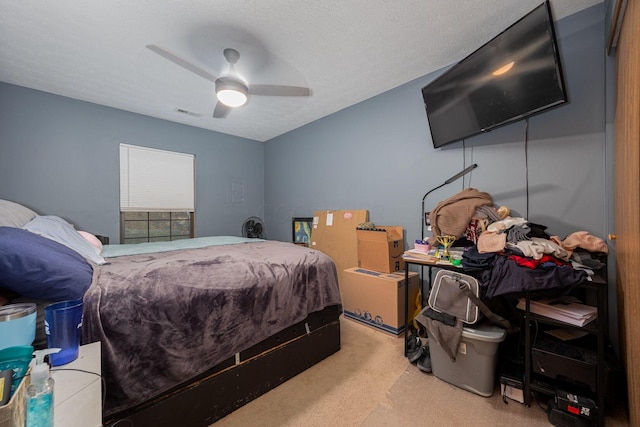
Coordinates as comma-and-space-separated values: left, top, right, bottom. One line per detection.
462, 139, 467, 190
461, 139, 474, 189
524, 119, 530, 219
468, 145, 474, 188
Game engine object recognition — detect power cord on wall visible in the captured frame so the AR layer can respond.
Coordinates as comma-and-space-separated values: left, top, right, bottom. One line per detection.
524, 118, 530, 219
462, 139, 467, 189
468, 145, 474, 188
462, 139, 475, 189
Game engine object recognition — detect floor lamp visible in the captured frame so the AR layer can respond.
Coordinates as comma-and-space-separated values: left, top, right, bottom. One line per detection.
421, 163, 478, 240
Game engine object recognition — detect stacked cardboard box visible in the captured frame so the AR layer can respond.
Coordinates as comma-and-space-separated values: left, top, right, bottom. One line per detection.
311, 216, 416, 336
342, 225, 417, 336
356, 226, 405, 273
342, 267, 418, 336
310, 210, 369, 287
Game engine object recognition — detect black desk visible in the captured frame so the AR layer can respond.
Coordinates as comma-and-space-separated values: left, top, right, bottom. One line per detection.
403, 253, 609, 426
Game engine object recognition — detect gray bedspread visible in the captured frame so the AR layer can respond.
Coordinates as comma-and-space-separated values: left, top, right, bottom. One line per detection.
81, 240, 341, 416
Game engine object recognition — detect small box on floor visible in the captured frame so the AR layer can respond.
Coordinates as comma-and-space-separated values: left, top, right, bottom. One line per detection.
499, 360, 525, 404
341, 268, 418, 336
500, 374, 524, 404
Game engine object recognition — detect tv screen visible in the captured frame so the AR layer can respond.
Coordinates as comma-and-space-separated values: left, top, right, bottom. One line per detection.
422, 1, 567, 149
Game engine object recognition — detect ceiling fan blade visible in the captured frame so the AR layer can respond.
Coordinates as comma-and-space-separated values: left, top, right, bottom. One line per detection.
146, 45, 218, 83
248, 84, 311, 97
213, 101, 232, 118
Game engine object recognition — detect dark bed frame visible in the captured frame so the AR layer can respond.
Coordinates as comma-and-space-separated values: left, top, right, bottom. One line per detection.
103, 304, 342, 427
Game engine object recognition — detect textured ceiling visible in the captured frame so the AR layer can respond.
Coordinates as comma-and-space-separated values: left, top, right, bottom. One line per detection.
0, 0, 602, 142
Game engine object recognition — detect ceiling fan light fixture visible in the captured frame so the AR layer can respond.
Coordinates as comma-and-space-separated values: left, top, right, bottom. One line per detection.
217, 89, 247, 107
216, 78, 248, 107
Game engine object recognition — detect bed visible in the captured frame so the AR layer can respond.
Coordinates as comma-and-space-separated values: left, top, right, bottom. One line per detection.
0, 200, 343, 427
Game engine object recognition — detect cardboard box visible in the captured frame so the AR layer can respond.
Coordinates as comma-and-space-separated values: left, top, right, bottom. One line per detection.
311, 210, 369, 286
500, 375, 524, 404
0, 371, 29, 427
342, 267, 419, 336
357, 226, 405, 273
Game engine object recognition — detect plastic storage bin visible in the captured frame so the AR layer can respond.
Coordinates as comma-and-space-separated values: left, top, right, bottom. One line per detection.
428, 323, 506, 397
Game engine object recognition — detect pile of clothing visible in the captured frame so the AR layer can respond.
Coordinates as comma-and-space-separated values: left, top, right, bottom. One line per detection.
429, 188, 608, 298
410, 188, 609, 366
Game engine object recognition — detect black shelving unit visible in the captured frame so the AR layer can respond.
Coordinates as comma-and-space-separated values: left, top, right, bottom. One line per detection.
523, 272, 608, 427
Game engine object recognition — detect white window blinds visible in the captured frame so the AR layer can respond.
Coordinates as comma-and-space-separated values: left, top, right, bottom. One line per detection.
120, 144, 195, 212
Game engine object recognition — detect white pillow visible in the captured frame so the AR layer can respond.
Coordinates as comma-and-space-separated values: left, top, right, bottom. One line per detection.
0, 199, 37, 227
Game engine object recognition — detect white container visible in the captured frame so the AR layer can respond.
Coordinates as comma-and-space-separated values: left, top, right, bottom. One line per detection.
428, 323, 506, 397
0, 303, 37, 351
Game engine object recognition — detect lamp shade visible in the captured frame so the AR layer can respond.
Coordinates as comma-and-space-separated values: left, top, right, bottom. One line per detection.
216, 77, 248, 107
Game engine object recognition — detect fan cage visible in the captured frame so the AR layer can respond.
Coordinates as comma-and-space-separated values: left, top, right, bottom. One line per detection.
242, 216, 265, 238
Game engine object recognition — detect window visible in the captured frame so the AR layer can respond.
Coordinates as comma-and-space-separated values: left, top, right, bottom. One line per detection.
121, 211, 193, 244
119, 144, 195, 243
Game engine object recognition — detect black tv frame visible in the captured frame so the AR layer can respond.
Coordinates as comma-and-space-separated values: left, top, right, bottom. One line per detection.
422, 0, 567, 149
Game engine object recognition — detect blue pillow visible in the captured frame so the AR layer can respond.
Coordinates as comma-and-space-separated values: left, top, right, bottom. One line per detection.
0, 227, 93, 300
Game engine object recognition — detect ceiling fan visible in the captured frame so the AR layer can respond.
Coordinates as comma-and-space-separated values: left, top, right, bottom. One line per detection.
147, 45, 311, 118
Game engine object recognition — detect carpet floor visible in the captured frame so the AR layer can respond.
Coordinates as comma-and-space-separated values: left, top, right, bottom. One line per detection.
213, 316, 629, 426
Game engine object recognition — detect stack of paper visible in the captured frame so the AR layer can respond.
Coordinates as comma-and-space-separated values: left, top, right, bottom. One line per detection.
402, 249, 439, 262
517, 297, 598, 327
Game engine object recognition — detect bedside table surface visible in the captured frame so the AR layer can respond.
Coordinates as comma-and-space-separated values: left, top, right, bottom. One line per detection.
51, 342, 102, 427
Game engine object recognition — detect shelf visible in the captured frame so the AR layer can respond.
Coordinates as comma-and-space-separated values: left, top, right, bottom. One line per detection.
527, 313, 600, 334
523, 271, 608, 427
529, 379, 557, 397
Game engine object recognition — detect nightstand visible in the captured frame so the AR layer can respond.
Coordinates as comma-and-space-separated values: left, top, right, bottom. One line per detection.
51, 342, 101, 427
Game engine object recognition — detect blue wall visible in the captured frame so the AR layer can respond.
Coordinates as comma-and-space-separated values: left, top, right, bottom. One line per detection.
0, 5, 611, 249
0, 3, 619, 343
0, 84, 265, 241
264, 4, 611, 250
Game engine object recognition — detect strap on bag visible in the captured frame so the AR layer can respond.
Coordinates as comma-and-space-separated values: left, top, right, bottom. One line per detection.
457, 283, 519, 334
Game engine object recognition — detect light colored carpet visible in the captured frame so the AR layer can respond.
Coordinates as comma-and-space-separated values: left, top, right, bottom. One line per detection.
213, 317, 629, 426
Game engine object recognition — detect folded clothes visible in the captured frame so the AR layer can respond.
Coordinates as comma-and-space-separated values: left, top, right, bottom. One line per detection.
507, 237, 570, 261
507, 224, 530, 244
474, 205, 502, 222
571, 250, 605, 270
477, 230, 506, 253
486, 216, 527, 233
461, 245, 496, 270
562, 231, 608, 254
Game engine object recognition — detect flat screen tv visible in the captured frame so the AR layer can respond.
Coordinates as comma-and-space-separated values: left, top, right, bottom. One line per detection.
422, 1, 567, 149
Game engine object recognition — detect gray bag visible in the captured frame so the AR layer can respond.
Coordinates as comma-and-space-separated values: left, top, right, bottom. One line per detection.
428, 269, 518, 333
428, 270, 481, 324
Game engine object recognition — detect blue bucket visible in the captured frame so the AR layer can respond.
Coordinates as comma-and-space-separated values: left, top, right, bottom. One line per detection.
0, 303, 37, 351
44, 300, 83, 366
